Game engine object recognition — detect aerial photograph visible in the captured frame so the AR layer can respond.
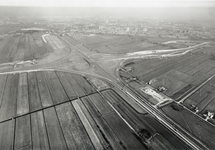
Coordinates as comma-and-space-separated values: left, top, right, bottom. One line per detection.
0, 0, 215, 149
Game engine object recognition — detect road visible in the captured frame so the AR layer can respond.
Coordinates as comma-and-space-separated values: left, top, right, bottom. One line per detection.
61, 36, 209, 150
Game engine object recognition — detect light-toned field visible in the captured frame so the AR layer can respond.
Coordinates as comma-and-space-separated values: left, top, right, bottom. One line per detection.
0, 33, 52, 63
0, 26, 22, 34
45, 35, 67, 50
75, 35, 174, 54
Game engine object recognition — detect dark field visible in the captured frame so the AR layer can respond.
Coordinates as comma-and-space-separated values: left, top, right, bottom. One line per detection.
161, 102, 215, 149
184, 76, 215, 117
70, 35, 173, 54
0, 71, 190, 150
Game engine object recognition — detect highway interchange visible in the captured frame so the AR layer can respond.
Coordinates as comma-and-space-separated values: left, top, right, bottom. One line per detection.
0, 33, 211, 150
61, 36, 210, 150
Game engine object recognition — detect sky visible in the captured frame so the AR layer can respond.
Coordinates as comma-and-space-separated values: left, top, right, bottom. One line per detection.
0, 0, 215, 7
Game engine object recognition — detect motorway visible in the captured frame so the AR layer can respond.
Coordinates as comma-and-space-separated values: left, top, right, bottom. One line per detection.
119, 84, 209, 150
61, 36, 210, 150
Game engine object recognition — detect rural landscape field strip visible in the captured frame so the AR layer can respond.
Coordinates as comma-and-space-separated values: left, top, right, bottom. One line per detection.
0, 33, 52, 64
71, 74, 96, 95
16, 73, 29, 116
184, 76, 215, 114
44, 71, 69, 104
104, 112, 145, 149
72, 100, 106, 150
13, 35, 25, 62
126, 52, 207, 80
55, 71, 78, 99
30, 33, 45, 60
0, 37, 17, 63
0, 119, 14, 149
85, 36, 138, 48
64, 72, 88, 97
205, 97, 215, 112
8, 37, 20, 62
14, 114, 32, 150
151, 54, 204, 76
36, 71, 54, 107
31, 33, 51, 59
174, 54, 208, 76
56, 102, 95, 150
128, 53, 195, 77
185, 85, 212, 105
206, 67, 215, 76
204, 79, 215, 112
81, 96, 125, 150
28, 72, 42, 112
0, 36, 13, 62
44, 107, 68, 149
0, 74, 7, 106
0, 37, 14, 62
31, 110, 50, 150
0, 36, 10, 53
184, 58, 209, 75
113, 101, 154, 133
140, 64, 176, 82
82, 92, 146, 149
0, 74, 18, 122
193, 71, 214, 86
24, 34, 33, 61
29, 35, 37, 59
150, 135, 176, 150
197, 95, 215, 113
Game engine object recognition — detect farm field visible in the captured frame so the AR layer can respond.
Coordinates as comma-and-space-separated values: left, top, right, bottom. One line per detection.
184, 76, 215, 120
0, 71, 191, 150
0, 32, 52, 64
74, 35, 174, 54
119, 49, 215, 99
0, 26, 22, 34
160, 102, 215, 149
